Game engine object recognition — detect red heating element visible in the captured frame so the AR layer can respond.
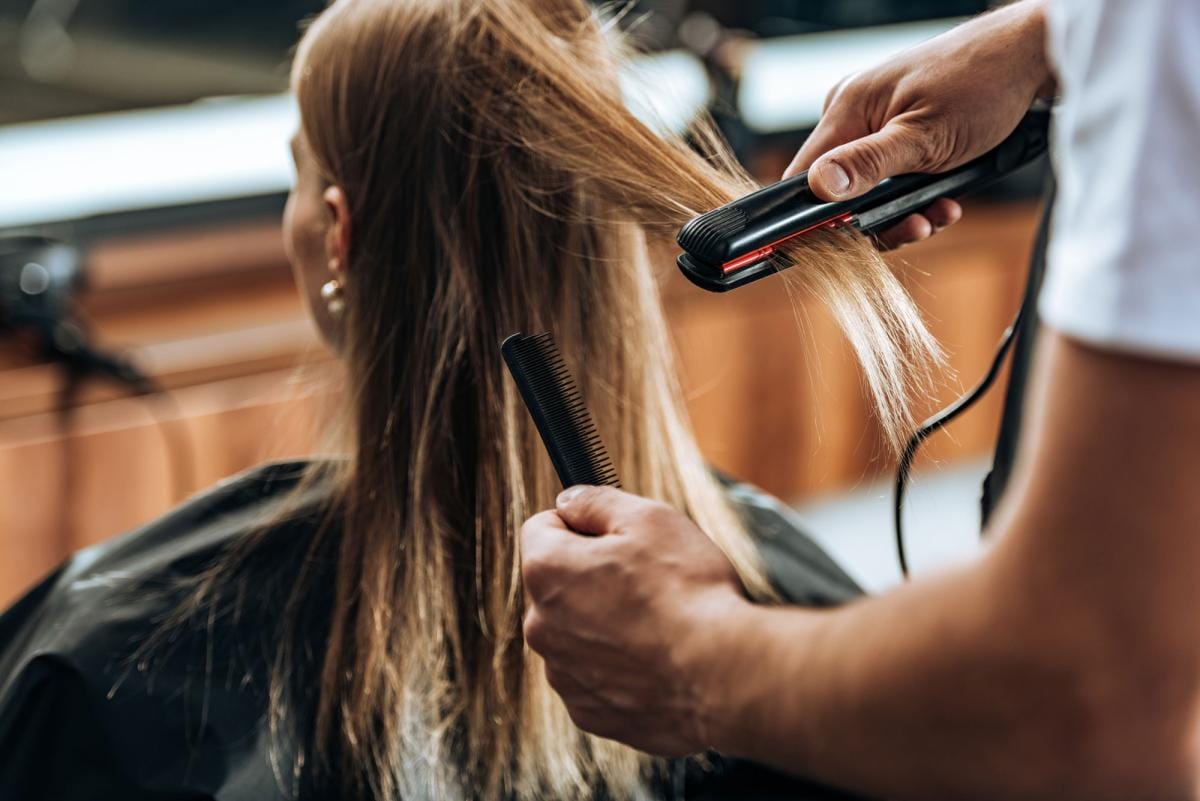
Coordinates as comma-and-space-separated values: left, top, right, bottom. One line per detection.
720, 212, 855, 275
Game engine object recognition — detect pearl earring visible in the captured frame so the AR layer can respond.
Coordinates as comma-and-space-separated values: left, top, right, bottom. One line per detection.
321, 278, 345, 319
322, 256, 345, 319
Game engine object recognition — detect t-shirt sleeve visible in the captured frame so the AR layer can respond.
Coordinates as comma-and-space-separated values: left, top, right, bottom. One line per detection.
1040, 0, 1200, 362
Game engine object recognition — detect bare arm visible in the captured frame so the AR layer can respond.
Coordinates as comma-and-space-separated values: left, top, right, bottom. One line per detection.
523, 333, 1200, 800
787, 0, 1055, 248
700, 332, 1200, 799
521, 2, 1200, 796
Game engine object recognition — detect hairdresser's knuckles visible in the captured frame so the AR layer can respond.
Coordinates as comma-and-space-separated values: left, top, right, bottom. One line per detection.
522, 606, 554, 655
521, 488, 748, 754
520, 510, 582, 605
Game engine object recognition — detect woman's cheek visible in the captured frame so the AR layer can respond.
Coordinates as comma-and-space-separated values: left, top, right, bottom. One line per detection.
282, 193, 300, 266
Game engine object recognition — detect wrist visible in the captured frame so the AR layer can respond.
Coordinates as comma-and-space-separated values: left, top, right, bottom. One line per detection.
1018, 0, 1058, 100
680, 591, 758, 753
688, 596, 825, 759
969, 0, 1055, 104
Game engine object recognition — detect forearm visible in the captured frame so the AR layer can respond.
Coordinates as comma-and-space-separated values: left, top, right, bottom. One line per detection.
698, 336, 1200, 800
955, 0, 1057, 102
706, 562, 1103, 800
1010, 0, 1057, 100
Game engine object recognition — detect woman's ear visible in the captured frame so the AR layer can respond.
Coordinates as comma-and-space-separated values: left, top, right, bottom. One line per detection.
322, 185, 352, 274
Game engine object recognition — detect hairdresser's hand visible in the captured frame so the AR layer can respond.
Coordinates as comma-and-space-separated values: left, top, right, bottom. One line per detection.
785, 0, 1055, 250
521, 486, 751, 756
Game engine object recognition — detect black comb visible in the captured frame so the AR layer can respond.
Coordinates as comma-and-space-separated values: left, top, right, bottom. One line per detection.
501, 332, 620, 489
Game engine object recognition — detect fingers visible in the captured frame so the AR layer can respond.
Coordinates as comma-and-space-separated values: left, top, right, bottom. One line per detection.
522, 603, 558, 656
806, 120, 933, 201
783, 76, 860, 178
784, 115, 860, 179
924, 197, 963, 229
873, 199, 963, 251
555, 484, 656, 536
875, 214, 932, 250
520, 510, 596, 603
520, 486, 651, 608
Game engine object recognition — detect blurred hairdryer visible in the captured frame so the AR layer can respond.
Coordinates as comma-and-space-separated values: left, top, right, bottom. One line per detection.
0, 236, 151, 391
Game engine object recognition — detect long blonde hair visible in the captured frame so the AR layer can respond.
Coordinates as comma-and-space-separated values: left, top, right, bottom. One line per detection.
235, 0, 936, 797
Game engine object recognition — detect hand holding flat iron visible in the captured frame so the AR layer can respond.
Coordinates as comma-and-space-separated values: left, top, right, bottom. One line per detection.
789, 0, 1056, 250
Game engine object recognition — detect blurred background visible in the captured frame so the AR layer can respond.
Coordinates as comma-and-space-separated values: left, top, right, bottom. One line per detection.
0, 0, 1040, 607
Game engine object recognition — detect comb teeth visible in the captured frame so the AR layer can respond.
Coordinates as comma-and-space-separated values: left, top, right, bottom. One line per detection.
501, 332, 620, 489
676, 205, 747, 266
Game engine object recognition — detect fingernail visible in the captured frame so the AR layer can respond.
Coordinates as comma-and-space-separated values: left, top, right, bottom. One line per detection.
557, 486, 585, 507
816, 160, 851, 196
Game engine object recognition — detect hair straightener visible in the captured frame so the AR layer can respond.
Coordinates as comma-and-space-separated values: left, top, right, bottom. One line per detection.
676, 107, 1050, 292
501, 332, 620, 489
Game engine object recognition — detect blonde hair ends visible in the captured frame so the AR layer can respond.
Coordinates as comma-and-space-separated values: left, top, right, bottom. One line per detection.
191, 0, 940, 798
778, 229, 941, 453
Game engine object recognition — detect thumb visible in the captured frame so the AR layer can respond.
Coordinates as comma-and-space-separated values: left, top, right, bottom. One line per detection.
556, 485, 644, 536
806, 121, 931, 201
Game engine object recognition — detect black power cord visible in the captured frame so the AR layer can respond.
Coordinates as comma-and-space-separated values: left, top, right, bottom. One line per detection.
893, 303, 1027, 579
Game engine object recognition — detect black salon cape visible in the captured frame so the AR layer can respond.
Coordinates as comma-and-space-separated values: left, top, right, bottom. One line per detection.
0, 460, 871, 801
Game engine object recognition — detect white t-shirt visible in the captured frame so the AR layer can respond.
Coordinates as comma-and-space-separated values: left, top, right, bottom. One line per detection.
1040, 0, 1200, 362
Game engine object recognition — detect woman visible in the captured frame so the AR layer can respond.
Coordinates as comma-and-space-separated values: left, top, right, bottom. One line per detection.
0, 0, 932, 798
